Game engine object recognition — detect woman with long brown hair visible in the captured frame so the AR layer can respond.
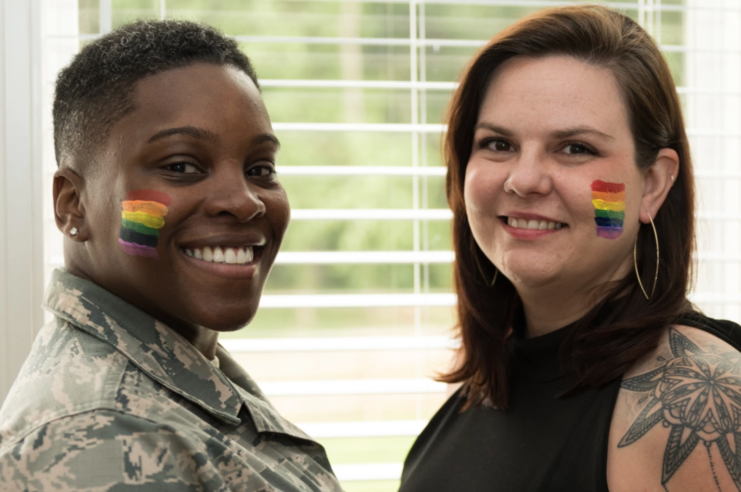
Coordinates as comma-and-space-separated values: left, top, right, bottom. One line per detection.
400, 5, 741, 492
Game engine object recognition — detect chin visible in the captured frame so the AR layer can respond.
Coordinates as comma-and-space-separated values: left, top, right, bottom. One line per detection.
503, 263, 561, 289
193, 306, 258, 333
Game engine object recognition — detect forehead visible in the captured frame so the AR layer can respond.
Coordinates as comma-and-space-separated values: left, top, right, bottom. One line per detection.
479, 55, 629, 133
121, 63, 270, 140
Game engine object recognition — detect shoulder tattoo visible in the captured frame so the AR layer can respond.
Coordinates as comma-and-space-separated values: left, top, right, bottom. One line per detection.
619, 328, 741, 491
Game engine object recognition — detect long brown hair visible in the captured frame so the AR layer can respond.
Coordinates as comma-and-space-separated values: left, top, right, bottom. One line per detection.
440, 5, 695, 409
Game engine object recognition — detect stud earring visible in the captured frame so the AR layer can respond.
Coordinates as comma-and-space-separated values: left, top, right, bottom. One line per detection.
70, 227, 78, 237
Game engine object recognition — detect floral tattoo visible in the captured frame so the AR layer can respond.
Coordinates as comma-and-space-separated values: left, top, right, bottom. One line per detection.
619, 328, 741, 490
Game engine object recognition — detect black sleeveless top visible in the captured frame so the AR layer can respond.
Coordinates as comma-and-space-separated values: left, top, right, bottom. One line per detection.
399, 311, 741, 492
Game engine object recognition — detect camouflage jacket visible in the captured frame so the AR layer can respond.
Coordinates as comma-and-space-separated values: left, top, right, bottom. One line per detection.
0, 269, 343, 492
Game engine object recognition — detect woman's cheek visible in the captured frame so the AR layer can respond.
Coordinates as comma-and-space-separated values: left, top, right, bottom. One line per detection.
464, 162, 501, 214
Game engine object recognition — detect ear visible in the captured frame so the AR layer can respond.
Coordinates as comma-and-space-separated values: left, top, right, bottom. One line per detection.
639, 148, 679, 224
53, 168, 88, 241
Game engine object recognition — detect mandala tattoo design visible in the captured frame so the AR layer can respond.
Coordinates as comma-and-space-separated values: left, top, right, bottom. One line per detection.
619, 329, 741, 489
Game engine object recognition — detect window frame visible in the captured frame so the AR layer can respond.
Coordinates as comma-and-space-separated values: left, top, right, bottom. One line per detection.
3, 0, 741, 486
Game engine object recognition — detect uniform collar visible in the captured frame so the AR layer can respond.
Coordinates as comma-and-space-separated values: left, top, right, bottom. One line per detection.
215, 344, 313, 438
44, 269, 243, 425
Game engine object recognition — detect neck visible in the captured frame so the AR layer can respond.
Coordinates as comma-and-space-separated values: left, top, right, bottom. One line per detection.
65, 261, 220, 360
519, 286, 596, 338
514, 255, 633, 338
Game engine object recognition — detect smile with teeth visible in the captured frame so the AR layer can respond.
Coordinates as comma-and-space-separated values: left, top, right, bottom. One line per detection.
506, 217, 566, 230
184, 246, 255, 265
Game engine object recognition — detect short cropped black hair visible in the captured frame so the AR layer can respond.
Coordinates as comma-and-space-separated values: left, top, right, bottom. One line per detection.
53, 19, 258, 169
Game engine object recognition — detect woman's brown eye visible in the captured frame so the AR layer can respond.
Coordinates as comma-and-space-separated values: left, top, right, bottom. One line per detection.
564, 143, 594, 155
247, 165, 275, 177
166, 163, 199, 174
494, 140, 510, 151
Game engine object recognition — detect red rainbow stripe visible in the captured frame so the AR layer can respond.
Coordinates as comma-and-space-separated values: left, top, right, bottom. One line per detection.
591, 180, 625, 193
125, 189, 172, 206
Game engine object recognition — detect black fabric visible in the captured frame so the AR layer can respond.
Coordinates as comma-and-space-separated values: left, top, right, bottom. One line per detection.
399, 310, 741, 492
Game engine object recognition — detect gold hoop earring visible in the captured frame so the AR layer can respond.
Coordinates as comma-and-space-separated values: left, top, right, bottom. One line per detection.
633, 211, 659, 300
473, 250, 498, 287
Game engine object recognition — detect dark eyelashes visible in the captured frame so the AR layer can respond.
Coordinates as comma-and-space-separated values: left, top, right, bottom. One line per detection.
246, 162, 278, 178
160, 161, 276, 174
162, 162, 203, 174
477, 137, 514, 150
564, 142, 599, 156
475, 136, 600, 156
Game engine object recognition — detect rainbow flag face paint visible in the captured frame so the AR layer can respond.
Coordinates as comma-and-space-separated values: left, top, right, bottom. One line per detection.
591, 180, 625, 239
119, 190, 171, 258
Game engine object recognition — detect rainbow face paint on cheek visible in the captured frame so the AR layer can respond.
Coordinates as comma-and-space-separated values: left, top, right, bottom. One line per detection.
591, 180, 625, 239
119, 190, 171, 258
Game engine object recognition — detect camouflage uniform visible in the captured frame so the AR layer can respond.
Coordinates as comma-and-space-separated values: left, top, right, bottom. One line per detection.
0, 269, 343, 492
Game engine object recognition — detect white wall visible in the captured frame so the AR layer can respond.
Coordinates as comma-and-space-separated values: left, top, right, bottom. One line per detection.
0, 0, 43, 405
685, 0, 741, 322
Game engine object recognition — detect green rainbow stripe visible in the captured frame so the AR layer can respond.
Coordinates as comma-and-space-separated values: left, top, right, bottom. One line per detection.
594, 210, 625, 220
121, 218, 160, 237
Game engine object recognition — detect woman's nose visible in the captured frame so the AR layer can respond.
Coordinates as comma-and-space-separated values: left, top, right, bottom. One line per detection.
504, 149, 553, 197
204, 167, 266, 222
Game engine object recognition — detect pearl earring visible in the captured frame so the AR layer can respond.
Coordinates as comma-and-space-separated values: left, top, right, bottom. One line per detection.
70, 227, 78, 237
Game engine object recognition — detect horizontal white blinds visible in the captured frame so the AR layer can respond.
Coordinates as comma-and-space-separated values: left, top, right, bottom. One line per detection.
38, 0, 741, 488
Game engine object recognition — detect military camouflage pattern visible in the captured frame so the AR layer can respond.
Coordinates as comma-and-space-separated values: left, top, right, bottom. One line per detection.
0, 269, 343, 491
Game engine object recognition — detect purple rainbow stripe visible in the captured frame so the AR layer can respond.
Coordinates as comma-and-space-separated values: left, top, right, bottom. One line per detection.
119, 238, 158, 258
596, 228, 622, 240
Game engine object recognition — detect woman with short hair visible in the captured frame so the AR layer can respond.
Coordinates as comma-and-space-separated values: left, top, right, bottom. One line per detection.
0, 20, 341, 492
400, 5, 741, 491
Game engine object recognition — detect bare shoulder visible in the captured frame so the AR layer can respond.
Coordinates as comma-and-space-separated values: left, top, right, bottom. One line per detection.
607, 325, 741, 492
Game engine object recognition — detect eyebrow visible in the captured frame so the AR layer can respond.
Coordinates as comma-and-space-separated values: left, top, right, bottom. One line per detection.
551, 126, 614, 141
147, 126, 281, 148
252, 133, 281, 149
474, 122, 614, 141
147, 126, 218, 143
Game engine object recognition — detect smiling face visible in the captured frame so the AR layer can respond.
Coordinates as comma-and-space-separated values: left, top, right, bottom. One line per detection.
76, 63, 289, 336
465, 55, 645, 297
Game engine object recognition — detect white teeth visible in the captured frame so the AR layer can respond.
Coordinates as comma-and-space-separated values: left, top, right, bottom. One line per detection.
225, 248, 237, 264
186, 245, 256, 265
237, 248, 247, 264
507, 217, 564, 230
213, 246, 225, 263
